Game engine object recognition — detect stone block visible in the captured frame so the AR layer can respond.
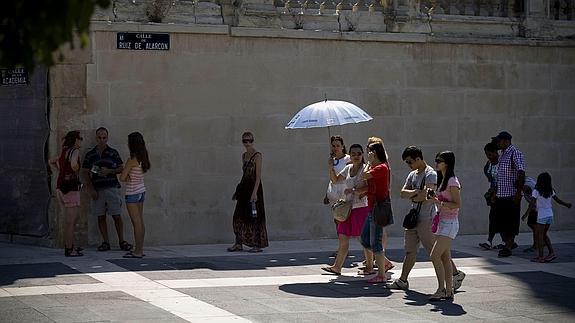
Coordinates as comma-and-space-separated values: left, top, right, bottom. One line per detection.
404, 62, 457, 88
55, 36, 93, 65
108, 82, 168, 117
456, 116, 506, 146
400, 89, 462, 116
457, 63, 506, 89
463, 90, 510, 116
86, 82, 109, 116
166, 116, 234, 147
360, 42, 414, 62
518, 143, 560, 169
505, 64, 553, 90
550, 65, 575, 91
557, 91, 575, 116
49, 65, 86, 98
511, 90, 558, 116
454, 44, 511, 63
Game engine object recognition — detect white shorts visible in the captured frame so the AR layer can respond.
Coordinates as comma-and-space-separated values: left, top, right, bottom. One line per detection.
436, 218, 459, 240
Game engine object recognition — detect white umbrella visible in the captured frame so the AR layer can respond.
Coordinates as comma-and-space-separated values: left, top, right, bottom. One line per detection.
285, 100, 373, 136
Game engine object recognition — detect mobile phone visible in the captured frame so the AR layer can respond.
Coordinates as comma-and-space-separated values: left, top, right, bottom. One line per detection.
427, 189, 435, 199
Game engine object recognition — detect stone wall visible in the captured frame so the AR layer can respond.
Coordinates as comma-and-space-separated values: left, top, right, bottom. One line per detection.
48, 21, 575, 246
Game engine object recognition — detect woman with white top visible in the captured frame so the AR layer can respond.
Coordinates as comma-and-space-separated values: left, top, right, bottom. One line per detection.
120, 132, 150, 258
325, 135, 351, 205
321, 144, 369, 275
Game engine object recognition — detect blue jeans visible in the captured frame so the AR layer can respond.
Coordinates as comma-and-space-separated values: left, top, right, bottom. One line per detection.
360, 214, 384, 254
125, 192, 146, 203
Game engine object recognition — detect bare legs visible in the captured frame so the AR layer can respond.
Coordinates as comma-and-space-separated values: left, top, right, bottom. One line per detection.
329, 234, 350, 273
535, 224, 554, 260
64, 206, 80, 254
430, 236, 453, 297
126, 202, 145, 256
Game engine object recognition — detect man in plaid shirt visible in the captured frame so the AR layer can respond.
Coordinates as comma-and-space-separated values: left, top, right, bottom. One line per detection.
492, 131, 526, 257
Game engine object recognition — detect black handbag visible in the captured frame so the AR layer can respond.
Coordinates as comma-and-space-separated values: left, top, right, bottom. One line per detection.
373, 197, 393, 227
402, 176, 426, 229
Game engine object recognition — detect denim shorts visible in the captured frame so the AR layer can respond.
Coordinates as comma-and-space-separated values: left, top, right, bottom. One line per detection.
537, 216, 553, 225
125, 192, 146, 204
360, 214, 384, 254
436, 218, 459, 240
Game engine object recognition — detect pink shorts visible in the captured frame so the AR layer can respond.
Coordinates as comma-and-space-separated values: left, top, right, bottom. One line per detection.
337, 206, 370, 237
57, 190, 80, 208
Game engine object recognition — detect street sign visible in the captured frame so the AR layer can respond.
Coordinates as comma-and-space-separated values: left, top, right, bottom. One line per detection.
117, 32, 170, 51
0, 68, 28, 86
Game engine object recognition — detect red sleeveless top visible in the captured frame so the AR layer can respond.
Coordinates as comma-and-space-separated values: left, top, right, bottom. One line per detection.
56, 148, 80, 190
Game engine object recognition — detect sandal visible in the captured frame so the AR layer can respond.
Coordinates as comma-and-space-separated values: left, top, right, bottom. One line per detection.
123, 251, 144, 259
119, 241, 133, 251
429, 288, 447, 301
384, 261, 395, 272
531, 257, 545, 263
227, 244, 243, 252
321, 266, 341, 275
97, 242, 111, 251
544, 254, 557, 263
367, 275, 386, 283
65, 246, 84, 257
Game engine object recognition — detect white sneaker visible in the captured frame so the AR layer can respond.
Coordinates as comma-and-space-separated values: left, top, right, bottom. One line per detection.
453, 270, 466, 291
388, 278, 409, 290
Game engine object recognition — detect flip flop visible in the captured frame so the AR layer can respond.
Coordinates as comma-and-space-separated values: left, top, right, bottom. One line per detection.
544, 254, 557, 263
367, 275, 387, 284
384, 262, 395, 272
123, 252, 144, 259
321, 267, 341, 275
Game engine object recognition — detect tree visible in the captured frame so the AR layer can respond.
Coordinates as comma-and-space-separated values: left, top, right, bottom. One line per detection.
0, 0, 111, 72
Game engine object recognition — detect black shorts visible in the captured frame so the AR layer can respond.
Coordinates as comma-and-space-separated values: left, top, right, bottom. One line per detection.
493, 197, 521, 236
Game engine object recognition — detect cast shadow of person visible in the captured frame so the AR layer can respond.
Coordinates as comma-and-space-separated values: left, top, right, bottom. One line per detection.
279, 275, 392, 299
404, 290, 467, 316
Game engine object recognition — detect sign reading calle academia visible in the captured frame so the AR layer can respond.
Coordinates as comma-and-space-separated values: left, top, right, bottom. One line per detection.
0, 68, 29, 86
117, 32, 170, 51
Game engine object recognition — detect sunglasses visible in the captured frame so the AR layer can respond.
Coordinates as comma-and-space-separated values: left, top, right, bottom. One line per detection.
435, 158, 445, 164
242, 139, 254, 143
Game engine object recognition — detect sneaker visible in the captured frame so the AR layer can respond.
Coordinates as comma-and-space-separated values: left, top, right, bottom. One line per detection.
478, 242, 492, 250
511, 242, 518, 250
493, 244, 505, 250
453, 270, 466, 291
498, 248, 512, 257
388, 278, 409, 290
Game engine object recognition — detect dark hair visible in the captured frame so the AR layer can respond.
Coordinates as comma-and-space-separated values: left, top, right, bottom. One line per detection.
436, 151, 456, 192
535, 172, 553, 199
96, 127, 108, 134
484, 142, 498, 152
128, 132, 151, 173
62, 131, 81, 149
331, 135, 347, 155
242, 131, 254, 139
348, 143, 365, 164
402, 146, 423, 161
368, 143, 388, 164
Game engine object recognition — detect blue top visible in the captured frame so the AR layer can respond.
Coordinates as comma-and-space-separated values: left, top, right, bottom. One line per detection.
82, 145, 123, 190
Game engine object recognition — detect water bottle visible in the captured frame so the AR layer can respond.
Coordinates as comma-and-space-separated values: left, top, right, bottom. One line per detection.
251, 202, 257, 218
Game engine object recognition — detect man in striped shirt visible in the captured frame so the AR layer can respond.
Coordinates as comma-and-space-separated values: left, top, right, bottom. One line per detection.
492, 131, 525, 257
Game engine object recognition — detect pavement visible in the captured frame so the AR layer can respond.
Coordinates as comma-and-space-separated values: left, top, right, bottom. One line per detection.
1, 231, 575, 323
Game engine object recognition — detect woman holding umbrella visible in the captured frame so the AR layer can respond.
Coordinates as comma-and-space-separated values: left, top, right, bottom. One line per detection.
228, 131, 269, 253
324, 135, 350, 205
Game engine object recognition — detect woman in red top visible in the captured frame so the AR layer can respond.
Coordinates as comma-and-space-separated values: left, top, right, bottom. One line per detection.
50, 131, 83, 257
358, 142, 391, 283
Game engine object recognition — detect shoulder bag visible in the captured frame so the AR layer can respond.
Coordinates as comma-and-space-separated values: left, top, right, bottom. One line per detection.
402, 175, 426, 229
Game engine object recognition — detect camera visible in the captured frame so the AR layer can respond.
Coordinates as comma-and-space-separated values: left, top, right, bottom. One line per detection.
426, 189, 436, 199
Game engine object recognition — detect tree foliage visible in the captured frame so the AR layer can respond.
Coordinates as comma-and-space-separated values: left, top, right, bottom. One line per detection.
0, 0, 110, 72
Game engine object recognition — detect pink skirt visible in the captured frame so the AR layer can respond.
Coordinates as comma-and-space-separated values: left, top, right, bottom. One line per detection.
57, 190, 80, 208
337, 206, 370, 237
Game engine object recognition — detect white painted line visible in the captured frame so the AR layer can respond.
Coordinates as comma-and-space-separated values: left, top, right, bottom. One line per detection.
84, 269, 251, 322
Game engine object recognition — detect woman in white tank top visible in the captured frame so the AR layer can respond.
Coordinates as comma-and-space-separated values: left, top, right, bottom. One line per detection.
120, 132, 151, 258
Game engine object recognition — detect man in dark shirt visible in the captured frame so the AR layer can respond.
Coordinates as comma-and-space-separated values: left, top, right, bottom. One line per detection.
81, 127, 132, 252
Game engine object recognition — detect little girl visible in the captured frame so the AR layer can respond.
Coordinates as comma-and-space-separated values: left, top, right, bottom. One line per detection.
530, 172, 572, 263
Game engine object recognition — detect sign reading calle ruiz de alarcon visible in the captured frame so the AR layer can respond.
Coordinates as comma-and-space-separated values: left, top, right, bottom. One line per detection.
117, 32, 170, 51
0, 68, 29, 86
